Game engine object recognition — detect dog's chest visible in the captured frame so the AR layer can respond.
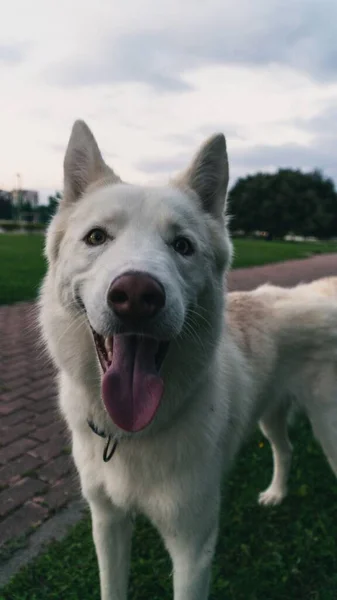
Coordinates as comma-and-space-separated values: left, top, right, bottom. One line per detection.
74, 416, 222, 523
102, 444, 183, 515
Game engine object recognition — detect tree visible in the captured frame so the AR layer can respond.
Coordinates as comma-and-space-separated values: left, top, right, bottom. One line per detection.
34, 192, 62, 224
47, 192, 61, 218
228, 169, 337, 239
0, 192, 12, 220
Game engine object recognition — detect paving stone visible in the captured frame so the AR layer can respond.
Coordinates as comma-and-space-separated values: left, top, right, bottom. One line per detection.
43, 478, 78, 511
37, 455, 73, 483
29, 437, 68, 462
0, 478, 47, 517
0, 455, 43, 485
0, 438, 38, 464
0, 502, 48, 547
0, 422, 36, 447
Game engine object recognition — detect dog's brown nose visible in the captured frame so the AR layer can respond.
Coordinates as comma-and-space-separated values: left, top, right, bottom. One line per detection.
108, 272, 165, 321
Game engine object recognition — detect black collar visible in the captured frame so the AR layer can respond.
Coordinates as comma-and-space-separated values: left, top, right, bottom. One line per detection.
87, 419, 108, 438
87, 419, 118, 462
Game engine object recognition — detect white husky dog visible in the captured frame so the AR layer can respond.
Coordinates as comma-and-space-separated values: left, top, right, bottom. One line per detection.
39, 121, 337, 600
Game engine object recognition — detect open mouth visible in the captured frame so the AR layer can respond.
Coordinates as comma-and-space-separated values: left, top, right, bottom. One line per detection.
91, 329, 169, 433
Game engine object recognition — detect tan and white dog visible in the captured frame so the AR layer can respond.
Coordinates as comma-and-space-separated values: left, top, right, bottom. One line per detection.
228, 276, 337, 507
39, 121, 337, 600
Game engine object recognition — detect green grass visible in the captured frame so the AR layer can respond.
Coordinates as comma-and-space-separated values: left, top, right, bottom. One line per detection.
0, 234, 46, 305
0, 234, 336, 305
232, 238, 337, 268
1, 419, 337, 599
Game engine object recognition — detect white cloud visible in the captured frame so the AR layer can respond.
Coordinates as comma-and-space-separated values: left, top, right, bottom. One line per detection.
1, 0, 337, 198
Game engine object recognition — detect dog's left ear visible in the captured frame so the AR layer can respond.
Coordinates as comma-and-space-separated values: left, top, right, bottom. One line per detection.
63, 120, 121, 204
175, 134, 229, 219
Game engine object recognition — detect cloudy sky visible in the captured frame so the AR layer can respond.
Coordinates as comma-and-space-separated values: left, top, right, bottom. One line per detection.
1, 0, 337, 202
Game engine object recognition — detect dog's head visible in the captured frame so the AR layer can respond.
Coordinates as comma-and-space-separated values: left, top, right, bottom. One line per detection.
42, 121, 231, 433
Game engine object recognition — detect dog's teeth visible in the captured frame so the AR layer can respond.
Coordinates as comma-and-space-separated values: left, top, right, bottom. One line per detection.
108, 350, 113, 362
105, 337, 113, 352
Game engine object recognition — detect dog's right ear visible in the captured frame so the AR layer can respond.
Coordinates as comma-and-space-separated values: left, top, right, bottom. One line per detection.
63, 120, 120, 204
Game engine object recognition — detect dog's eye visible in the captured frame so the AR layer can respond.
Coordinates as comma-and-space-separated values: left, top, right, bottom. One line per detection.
84, 228, 107, 246
172, 236, 194, 256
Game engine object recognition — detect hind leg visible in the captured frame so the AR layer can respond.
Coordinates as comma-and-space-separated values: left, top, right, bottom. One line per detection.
308, 404, 337, 478
258, 401, 293, 506
303, 363, 337, 479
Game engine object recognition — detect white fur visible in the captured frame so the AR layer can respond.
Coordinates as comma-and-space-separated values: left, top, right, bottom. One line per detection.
39, 121, 337, 599
251, 278, 337, 505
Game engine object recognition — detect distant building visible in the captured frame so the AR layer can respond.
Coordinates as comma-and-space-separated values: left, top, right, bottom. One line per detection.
6, 189, 39, 222
0, 188, 40, 221
11, 189, 39, 208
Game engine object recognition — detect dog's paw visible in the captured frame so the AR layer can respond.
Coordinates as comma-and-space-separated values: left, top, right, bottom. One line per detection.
258, 486, 286, 506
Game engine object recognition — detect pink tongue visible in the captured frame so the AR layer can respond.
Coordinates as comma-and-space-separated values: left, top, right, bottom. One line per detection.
102, 335, 164, 432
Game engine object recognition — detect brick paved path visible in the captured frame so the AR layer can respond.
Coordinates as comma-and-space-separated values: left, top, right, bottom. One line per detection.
228, 252, 337, 291
0, 304, 73, 550
0, 253, 336, 553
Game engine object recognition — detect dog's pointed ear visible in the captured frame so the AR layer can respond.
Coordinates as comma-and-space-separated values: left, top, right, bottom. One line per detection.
175, 134, 229, 218
63, 120, 121, 204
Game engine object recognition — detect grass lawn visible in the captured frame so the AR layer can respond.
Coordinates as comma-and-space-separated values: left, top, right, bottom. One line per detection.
0, 235, 46, 305
233, 238, 337, 269
0, 233, 336, 305
1, 419, 337, 599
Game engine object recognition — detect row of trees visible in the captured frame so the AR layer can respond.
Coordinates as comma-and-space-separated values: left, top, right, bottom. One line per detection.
0, 192, 61, 223
1, 168, 337, 238
0, 193, 12, 220
228, 169, 337, 239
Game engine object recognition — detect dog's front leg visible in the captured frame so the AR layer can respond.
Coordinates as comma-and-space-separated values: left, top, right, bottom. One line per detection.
169, 523, 218, 600
157, 494, 220, 600
90, 500, 133, 600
